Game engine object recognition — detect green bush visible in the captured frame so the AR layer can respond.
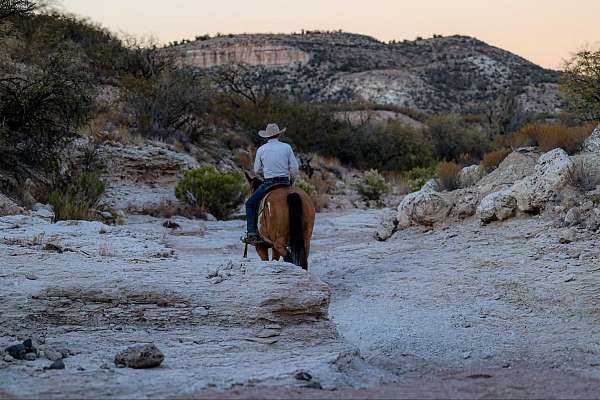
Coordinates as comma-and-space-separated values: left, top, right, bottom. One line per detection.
354, 169, 390, 202
175, 166, 247, 219
426, 113, 490, 161
295, 179, 316, 195
405, 166, 436, 192
48, 171, 105, 221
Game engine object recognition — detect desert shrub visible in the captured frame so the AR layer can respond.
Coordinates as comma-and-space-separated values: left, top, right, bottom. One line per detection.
436, 161, 461, 191
383, 171, 409, 195
175, 166, 247, 219
340, 121, 434, 172
561, 49, 600, 120
426, 113, 490, 161
509, 123, 594, 154
565, 159, 600, 192
295, 178, 330, 211
0, 50, 95, 166
48, 171, 105, 221
123, 68, 210, 136
405, 166, 436, 192
295, 179, 316, 195
354, 169, 390, 202
481, 148, 511, 172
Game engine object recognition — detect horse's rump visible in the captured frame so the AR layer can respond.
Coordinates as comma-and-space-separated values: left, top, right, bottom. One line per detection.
256, 186, 315, 269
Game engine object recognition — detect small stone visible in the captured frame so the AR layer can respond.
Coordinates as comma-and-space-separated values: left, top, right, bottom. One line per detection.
3, 354, 14, 362
206, 268, 219, 279
43, 243, 63, 253
45, 350, 63, 361
204, 213, 217, 221
35, 208, 55, 221
462, 351, 472, 359
25, 273, 38, 280
209, 276, 223, 284
192, 307, 209, 317
162, 220, 180, 229
24, 352, 37, 361
559, 229, 577, 244
44, 359, 65, 370
5, 339, 36, 360
114, 344, 164, 369
564, 208, 580, 226
294, 370, 313, 381
255, 328, 281, 339
303, 381, 323, 390
101, 211, 114, 220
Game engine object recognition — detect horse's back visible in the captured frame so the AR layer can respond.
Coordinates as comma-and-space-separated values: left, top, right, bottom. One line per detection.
263, 187, 315, 220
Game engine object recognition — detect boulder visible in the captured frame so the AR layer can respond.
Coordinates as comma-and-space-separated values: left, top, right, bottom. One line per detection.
477, 147, 539, 196
34, 208, 55, 222
394, 179, 453, 228
582, 124, 600, 153
450, 188, 481, 219
375, 209, 398, 241
0, 193, 24, 216
458, 165, 483, 188
477, 189, 517, 223
114, 344, 164, 369
564, 207, 582, 226
511, 148, 572, 212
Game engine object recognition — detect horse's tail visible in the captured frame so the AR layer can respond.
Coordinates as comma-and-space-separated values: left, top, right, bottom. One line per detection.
286, 192, 308, 270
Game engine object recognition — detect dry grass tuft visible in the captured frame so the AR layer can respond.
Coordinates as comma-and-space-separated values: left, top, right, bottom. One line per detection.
565, 159, 600, 192
481, 148, 511, 172
510, 122, 596, 154
436, 162, 461, 191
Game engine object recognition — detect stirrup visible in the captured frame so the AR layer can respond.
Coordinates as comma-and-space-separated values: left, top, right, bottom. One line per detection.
241, 233, 265, 246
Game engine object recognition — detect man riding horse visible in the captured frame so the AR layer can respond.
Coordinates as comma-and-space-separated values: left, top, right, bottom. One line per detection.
242, 123, 299, 246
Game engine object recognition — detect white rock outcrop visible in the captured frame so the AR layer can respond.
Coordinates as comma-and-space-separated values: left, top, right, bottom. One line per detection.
510, 148, 572, 212
477, 148, 572, 223
458, 165, 483, 188
396, 179, 453, 228
0, 193, 23, 216
582, 124, 600, 153
476, 189, 517, 223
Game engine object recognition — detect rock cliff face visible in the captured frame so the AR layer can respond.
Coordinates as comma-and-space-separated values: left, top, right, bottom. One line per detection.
181, 44, 310, 68
174, 32, 562, 113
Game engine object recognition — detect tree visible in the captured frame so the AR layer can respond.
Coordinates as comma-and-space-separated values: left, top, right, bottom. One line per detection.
0, 50, 94, 165
212, 62, 278, 109
482, 91, 529, 135
562, 49, 600, 121
123, 67, 210, 135
0, 0, 38, 22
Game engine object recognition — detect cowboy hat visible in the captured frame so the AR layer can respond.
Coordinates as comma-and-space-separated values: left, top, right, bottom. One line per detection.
259, 123, 286, 138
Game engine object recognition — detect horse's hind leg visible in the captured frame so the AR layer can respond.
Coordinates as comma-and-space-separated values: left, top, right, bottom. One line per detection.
255, 245, 269, 261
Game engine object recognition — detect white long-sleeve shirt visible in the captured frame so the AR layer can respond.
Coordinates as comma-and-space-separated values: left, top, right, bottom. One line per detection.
254, 138, 299, 179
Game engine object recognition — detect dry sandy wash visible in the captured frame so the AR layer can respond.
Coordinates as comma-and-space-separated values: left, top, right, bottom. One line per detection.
1, 209, 600, 398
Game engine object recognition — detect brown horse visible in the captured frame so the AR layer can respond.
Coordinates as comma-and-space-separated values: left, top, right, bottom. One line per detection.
245, 173, 315, 270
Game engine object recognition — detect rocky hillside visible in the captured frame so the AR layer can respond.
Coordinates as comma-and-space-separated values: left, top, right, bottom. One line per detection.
174, 32, 562, 113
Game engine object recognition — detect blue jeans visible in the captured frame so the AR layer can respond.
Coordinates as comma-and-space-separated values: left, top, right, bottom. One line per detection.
246, 177, 290, 234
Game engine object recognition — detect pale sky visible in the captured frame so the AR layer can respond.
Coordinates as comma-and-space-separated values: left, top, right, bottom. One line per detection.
60, 0, 600, 70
